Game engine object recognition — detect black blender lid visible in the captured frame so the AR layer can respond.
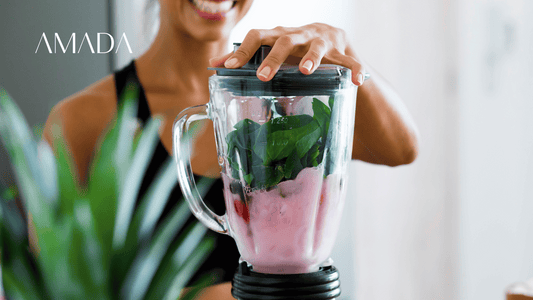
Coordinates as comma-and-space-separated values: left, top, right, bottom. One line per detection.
208, 43, 353, 96
210, 43, 349, 77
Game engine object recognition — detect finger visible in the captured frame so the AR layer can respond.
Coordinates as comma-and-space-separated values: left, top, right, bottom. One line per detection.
209, 52, 234, 67
257, 34, 307, 81
299, 38, 330, 75
327, 50, 366, 86
224, 29, 265, 68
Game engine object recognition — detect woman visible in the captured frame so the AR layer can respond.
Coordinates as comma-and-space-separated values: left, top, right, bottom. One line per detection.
43, 0, 419, 298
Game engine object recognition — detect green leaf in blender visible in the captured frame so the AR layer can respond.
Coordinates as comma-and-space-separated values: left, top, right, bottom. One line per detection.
243, 173, 254, 186
251, 164, 284, 189
307, 143, 321, 167
226, 97, 334, 189
295, 124, 321, 158
313, 99, 331, 124
328, 96, 335, 111
252, 122, 269, 164
266, 120, 320, 161
312, 98, 331, 137
233, 118, 261, 132
284, 150, 303, 179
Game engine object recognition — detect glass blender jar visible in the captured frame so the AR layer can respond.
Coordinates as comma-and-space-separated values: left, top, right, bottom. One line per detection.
173, 44, 359, 299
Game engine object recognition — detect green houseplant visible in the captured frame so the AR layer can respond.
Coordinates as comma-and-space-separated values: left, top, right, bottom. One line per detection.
0, 84, 216, 300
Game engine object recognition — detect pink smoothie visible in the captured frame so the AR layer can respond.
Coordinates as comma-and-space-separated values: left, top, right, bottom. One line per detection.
222, 165, 346, 274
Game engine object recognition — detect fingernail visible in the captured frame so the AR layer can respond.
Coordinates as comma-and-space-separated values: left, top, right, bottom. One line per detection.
356, 73, 364, 85
302, 60, 313, 72
258, 66, 271, 79
225, 57, 238, 68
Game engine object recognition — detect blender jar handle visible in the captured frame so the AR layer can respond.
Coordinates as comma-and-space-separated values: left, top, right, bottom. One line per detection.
172, 104, 228, 234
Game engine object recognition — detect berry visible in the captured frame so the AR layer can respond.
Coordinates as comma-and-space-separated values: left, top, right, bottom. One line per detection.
234, 200, 250, 224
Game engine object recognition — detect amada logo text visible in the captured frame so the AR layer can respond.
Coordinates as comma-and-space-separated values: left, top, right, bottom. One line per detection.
35, 32, 132, 54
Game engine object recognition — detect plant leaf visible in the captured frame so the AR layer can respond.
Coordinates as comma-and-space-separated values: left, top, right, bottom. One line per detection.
144, 227, 215, 300
38, 218, 85, 299
162, 237, 215, 300
0, 85, 217, 300
0, 88, 53, 229
71, 201, 110, 299
112, 115, 162, 250
0, 198, 44, 300
36, 140, 59, 208
114, 87, 139, 188
86, 96, 137, 267
52, 124, 82, 216
136, 158, 178, 243
121, 177, 215, 300
1, 264, 41, 300
120, 157, 183, 267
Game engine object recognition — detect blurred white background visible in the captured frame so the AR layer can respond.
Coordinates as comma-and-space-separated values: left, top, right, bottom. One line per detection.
114, 0, 533, 299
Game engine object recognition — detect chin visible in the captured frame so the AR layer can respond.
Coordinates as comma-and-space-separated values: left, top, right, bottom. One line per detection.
184, 21, 234, 42
197, 30, 231, 42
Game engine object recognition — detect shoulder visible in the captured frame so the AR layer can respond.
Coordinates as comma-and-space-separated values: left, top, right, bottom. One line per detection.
62, 74, 117, 113
44, 74, 118, 143
43, 74, 118, 181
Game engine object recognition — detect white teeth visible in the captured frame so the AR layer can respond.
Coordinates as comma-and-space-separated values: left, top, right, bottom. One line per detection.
191, 0, 234, 13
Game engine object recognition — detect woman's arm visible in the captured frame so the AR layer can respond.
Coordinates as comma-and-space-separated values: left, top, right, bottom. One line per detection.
180, 283, 234, 300
348, 48, 419, 166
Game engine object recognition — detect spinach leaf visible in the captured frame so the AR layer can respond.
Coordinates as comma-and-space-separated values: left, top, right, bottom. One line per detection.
284, 150, 303, 180
312, 98, 331, 140
307, 144, 321, 167
270, 117, 322, 160
295, 124, 321, 158
225, 97, 335, 190
252, 123, 269, 164
233, 118, 261, 133
251, 164, 284, 189
312, 98, 331, 130
329, 96, 335, 111
233, 119, 261, 150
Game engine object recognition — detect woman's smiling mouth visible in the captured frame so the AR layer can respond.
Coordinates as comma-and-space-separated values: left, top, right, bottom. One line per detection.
189, 0, 237, 20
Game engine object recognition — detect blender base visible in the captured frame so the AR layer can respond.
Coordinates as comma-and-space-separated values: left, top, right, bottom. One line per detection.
231, 262, 341, 300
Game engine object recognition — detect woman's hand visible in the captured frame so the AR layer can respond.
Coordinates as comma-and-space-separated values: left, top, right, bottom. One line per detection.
209, 23, 366, 86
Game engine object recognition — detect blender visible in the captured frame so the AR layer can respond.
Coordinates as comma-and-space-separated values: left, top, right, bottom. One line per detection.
173, 44, 359, 299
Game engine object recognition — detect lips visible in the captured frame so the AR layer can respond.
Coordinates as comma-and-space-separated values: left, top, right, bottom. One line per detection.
189, 0, 236, 21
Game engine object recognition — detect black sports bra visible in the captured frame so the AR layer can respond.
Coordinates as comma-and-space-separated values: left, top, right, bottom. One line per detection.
113, 61, 240, 284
